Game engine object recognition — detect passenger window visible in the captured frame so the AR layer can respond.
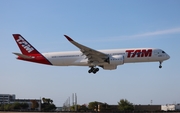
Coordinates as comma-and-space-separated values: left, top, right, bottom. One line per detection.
162, 51, 165, 53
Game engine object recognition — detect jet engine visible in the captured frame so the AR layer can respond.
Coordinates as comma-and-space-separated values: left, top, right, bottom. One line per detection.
107, 55, 124, 65
101, 55, 124, 70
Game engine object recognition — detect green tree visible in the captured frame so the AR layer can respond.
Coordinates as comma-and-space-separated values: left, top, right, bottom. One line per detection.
71, 104, 88, 111
80, 104, 88, 111
4, 104, 11, 111
13, 102, 21, 110
42, 98, 46, 103
41, 98, 56, 111
41, 103, 56, 111
0, 103, 29, 111
88, 101, 98, 111
79, 104, 88, 111
42, 97, 53, 104
118, 99, 134, 111
50, 99, 53, 104
100, 103, 111, 111
21, 103, 29, 109
88, 101, 110, 112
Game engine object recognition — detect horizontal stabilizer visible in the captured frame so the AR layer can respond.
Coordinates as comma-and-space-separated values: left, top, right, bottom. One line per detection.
13, 53, 34, 59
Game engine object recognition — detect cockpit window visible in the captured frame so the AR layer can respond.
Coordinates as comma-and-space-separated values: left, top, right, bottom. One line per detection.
162, 51, 165, 53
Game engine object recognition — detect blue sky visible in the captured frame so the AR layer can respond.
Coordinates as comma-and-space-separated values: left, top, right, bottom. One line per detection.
1, 0, 180, 106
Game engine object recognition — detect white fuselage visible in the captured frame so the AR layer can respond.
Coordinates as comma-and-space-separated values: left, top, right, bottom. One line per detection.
42, 48, 170, 66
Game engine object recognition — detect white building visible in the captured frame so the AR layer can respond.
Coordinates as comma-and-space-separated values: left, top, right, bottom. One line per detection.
161, 104, 180, 111
161, 104, 175, 111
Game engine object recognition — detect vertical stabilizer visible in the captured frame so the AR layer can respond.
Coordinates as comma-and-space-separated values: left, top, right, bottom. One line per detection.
13, 34, 40, 55
12, 34, 52, 65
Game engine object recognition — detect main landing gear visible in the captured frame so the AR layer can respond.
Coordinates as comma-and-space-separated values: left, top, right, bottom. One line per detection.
159, 61, 162, 68
88, 67, 99, 74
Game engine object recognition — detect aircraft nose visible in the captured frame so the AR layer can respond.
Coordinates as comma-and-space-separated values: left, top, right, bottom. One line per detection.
167, 54, 170, 59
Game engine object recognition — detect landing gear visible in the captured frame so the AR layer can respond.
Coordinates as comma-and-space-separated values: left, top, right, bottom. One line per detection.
88, 67, 99, 74
159, 62, 162, 68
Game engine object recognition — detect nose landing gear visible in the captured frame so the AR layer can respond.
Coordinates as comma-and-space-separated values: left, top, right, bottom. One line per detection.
88, 67, 99, 74
159, 61, 162, 68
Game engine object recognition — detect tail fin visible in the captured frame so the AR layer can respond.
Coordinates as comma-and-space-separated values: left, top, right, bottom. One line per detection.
12, 34, 40, 55
12, 34, 52, 65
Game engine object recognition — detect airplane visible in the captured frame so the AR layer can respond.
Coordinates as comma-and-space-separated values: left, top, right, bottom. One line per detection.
12, 34, 170, 74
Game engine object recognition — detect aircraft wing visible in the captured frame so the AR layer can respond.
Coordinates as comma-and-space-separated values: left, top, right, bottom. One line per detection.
64, 35, 108, 65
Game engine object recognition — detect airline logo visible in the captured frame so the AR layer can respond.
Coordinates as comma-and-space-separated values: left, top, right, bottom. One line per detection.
16, 36, 34, 53
126, 49, 152, 58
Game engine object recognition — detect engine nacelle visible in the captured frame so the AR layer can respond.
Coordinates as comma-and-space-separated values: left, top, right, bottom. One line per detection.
108, 55, 124, 65
102, 65, 117, 70
101, 55, 124, 70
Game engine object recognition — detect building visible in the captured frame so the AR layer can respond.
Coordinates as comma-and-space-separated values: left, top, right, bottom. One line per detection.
0, 94, 41, 111
161, 104, 180, 111
10, 99, 41, 111
176, 104, 180, 111
134, 105, 161, 111
0, 94, 15, 104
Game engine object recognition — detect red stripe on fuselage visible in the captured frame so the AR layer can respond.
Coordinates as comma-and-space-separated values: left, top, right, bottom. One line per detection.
17, 54, 52, 65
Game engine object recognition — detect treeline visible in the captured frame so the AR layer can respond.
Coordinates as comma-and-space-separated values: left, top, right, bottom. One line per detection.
0, 98, 133, 112
68, 99, 134, 112
0, 103, 29, 111
0, 98, 56, 111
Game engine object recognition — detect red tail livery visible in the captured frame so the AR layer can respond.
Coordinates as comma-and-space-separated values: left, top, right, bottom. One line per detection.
13, 34, 52, 65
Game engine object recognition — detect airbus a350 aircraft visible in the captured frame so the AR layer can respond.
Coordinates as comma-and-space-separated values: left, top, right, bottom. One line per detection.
13, 34, 170, 74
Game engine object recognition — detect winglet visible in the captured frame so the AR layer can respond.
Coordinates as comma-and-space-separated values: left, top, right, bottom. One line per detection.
64, 35, 73, 41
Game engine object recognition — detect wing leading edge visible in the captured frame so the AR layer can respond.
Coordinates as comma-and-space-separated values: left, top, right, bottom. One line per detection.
64, 35, 108, 65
